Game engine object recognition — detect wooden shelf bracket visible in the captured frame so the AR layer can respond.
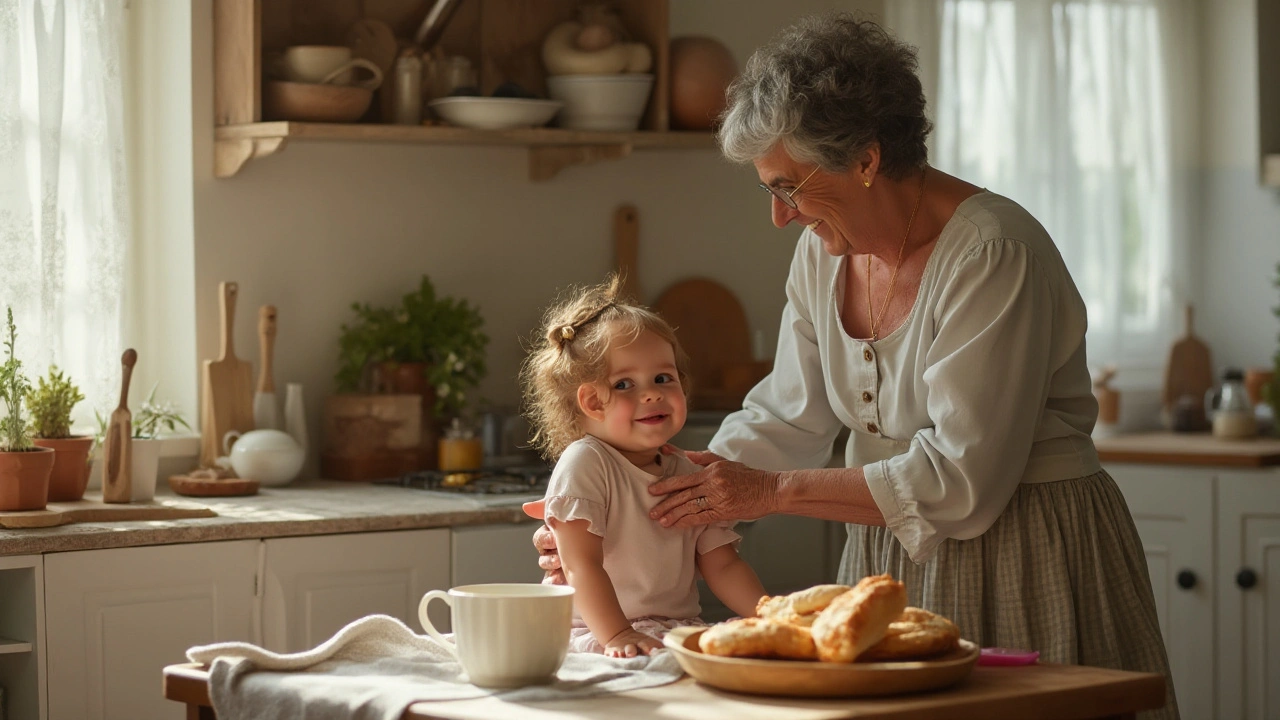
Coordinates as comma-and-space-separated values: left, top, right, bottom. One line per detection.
529, 143, 633, 181
214, 136, 287, 178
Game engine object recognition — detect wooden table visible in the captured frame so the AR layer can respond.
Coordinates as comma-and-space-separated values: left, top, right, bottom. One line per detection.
163, 661, 1164, 719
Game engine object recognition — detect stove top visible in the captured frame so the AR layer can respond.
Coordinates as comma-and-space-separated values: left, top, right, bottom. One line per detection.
376, 464, 552, 505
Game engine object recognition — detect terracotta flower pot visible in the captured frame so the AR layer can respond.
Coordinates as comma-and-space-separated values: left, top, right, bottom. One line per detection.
0, 446, 56, 511
33, 435, 94, 502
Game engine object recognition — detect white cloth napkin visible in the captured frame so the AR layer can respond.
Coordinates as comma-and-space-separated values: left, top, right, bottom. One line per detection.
186, 614, 684, 720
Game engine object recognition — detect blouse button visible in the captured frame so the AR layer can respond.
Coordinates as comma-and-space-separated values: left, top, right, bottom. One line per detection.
863, 349, 873, 362
862, 391, 873, 403
867, 422, 879, 434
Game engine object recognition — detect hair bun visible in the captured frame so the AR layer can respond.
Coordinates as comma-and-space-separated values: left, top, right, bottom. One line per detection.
560, 325, 576, 341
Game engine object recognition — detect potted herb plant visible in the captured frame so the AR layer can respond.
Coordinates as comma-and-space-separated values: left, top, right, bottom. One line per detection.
0, 308, 55, 511
90, 384, 190, 501
28, 365, 92, 501
333, 275, 488, 473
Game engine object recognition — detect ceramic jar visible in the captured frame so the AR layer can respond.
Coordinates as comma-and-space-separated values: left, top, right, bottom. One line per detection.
223, 429, 305, 486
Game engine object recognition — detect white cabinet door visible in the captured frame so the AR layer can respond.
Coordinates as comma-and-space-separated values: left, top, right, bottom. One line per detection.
1108, 464, 1216, 720
451, 522, 545, 587
0, 555, 46, 720
261, 529, 450, 652
1216, 470, 1280, 720
43, 540, 259, 720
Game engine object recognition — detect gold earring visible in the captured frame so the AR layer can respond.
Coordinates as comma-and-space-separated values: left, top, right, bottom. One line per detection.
864, 179, 872, 188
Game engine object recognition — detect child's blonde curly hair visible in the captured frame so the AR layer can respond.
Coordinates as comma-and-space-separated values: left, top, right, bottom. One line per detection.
520, 275, 691, 461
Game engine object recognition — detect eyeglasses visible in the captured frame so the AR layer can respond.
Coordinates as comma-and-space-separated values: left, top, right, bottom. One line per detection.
758, 165, 821, 210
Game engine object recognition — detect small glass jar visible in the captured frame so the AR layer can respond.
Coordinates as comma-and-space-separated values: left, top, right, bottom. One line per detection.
392, 51, 423, 125
438, 417, 483, 471
1207, 368, 1256, 439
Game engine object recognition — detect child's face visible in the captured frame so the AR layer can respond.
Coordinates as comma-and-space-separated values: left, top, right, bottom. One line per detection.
580, 329, 687, 456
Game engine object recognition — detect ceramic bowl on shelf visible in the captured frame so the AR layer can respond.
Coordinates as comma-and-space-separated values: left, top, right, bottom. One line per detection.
427, 97, 563, 130
546, 74, 653, 131
263, 81, 373, 123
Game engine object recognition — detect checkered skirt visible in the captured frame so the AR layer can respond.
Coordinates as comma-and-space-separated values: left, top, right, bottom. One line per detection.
839, 470, 1180, 720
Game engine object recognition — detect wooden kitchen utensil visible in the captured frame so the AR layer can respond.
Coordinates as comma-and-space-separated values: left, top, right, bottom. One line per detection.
1162, 305, 1214, 430
254, 305, 279, 430
102, 349, 137, 504
0, 494, 215, 529
201, 282, 255, 467
614, 205, 641, 301
653, 278, 753, 410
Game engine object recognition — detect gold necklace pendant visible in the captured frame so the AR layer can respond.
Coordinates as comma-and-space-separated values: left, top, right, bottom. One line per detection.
866, 168, 927, 341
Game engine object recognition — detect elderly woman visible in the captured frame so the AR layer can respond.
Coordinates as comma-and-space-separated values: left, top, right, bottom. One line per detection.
532, 12, 1176, 718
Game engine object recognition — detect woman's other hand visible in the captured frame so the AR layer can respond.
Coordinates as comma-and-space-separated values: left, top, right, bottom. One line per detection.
523, 500, 566, 585
604, 628, 664, 658
648, 460, 780, 528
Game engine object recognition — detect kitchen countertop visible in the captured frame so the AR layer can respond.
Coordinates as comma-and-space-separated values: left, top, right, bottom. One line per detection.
1095, 431, 1280, 467
0, 480, 539, 557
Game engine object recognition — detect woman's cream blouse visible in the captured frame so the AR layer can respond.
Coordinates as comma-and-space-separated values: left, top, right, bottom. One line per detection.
709, 191, 1102, 564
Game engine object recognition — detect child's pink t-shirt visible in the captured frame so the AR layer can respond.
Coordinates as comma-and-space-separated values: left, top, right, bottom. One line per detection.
544, 434, 741, 621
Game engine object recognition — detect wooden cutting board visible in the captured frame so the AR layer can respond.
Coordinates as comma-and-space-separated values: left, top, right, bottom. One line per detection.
0, 495, 215, 529
201, 282, 255, 467
168, 473, 259, 497
653, 277, 753, 410
614, 205, 641, 301
1162, 305, 1214, 427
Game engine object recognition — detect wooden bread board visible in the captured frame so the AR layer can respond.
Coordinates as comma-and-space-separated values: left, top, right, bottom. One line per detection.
201, 281, 255, 467
653, 277, 753, 410
168, 473, 259, 497
1161, 305, 1213, 427
0, 495, 216, 529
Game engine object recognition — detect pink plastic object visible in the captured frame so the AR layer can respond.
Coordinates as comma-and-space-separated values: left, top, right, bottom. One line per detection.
978, 647, 1040, 666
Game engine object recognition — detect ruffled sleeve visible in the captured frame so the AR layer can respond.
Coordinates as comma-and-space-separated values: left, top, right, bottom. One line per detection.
543, 439, 611, 537
695, 521, 742, 554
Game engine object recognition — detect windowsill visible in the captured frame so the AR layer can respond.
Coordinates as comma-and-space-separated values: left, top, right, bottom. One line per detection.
85, 433, 200, 460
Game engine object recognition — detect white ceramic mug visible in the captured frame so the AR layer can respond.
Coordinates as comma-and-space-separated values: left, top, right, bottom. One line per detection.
418, 583, 574, 688
279, 45, 383, 89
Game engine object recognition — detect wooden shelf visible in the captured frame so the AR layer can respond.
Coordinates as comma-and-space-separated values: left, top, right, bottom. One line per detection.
213, 0, 708, 179
0, 636, 33, 655
214, 122, 718, 179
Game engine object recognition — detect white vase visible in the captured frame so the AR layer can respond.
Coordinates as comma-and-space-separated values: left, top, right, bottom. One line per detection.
284, 383, 308, 452
86, 438, 162, 501
130, 438, 163, 502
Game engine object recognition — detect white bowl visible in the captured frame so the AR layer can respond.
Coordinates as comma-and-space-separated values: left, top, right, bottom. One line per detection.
428, 97, 563, 130
546, 74, 654, 131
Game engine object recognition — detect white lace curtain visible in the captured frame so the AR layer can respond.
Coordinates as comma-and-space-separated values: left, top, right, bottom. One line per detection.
887, 0, 1199, 375
0, 0, 130, 428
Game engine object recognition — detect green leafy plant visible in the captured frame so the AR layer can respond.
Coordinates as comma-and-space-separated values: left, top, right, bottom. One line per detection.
335, 275, 488, 417
0, 308, 34, 452
93, 383, 191, 443
26, 366, 85, 439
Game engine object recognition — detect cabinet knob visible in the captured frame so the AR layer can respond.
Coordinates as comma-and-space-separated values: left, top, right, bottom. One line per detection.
1176, 570, 1197, 590
1236, 568, 1258, 590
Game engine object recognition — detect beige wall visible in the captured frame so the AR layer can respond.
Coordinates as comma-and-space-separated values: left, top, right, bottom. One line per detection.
188, 1, 882, 468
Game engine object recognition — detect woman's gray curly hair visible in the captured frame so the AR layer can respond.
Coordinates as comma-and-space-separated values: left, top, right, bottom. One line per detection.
718, 12, 932, 179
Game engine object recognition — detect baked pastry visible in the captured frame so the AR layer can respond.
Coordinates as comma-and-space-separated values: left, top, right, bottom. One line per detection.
810, 574, 907, 663
698, 617, 818, 660
756, 584, 852, 627
858, 606, 961, 662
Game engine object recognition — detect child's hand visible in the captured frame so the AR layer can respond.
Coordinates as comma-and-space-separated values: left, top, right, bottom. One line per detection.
604, 628, 663, 658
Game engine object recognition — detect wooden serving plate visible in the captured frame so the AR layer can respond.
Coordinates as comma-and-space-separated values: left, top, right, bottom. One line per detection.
662, 627, 979, 698
168, 474, 259, 497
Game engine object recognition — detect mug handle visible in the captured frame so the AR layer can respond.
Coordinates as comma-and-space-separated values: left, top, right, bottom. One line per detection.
418, 590, 458, 659
222, 430, 242, 456
320, 58, 384, 91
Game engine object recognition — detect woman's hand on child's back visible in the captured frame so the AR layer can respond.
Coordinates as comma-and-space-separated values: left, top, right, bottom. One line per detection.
604, 628, 664, 658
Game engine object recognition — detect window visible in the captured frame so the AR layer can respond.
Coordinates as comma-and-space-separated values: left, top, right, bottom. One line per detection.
891, 0, 1199, 373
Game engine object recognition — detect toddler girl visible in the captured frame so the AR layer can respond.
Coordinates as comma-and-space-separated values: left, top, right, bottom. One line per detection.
520, 275, 765, 658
